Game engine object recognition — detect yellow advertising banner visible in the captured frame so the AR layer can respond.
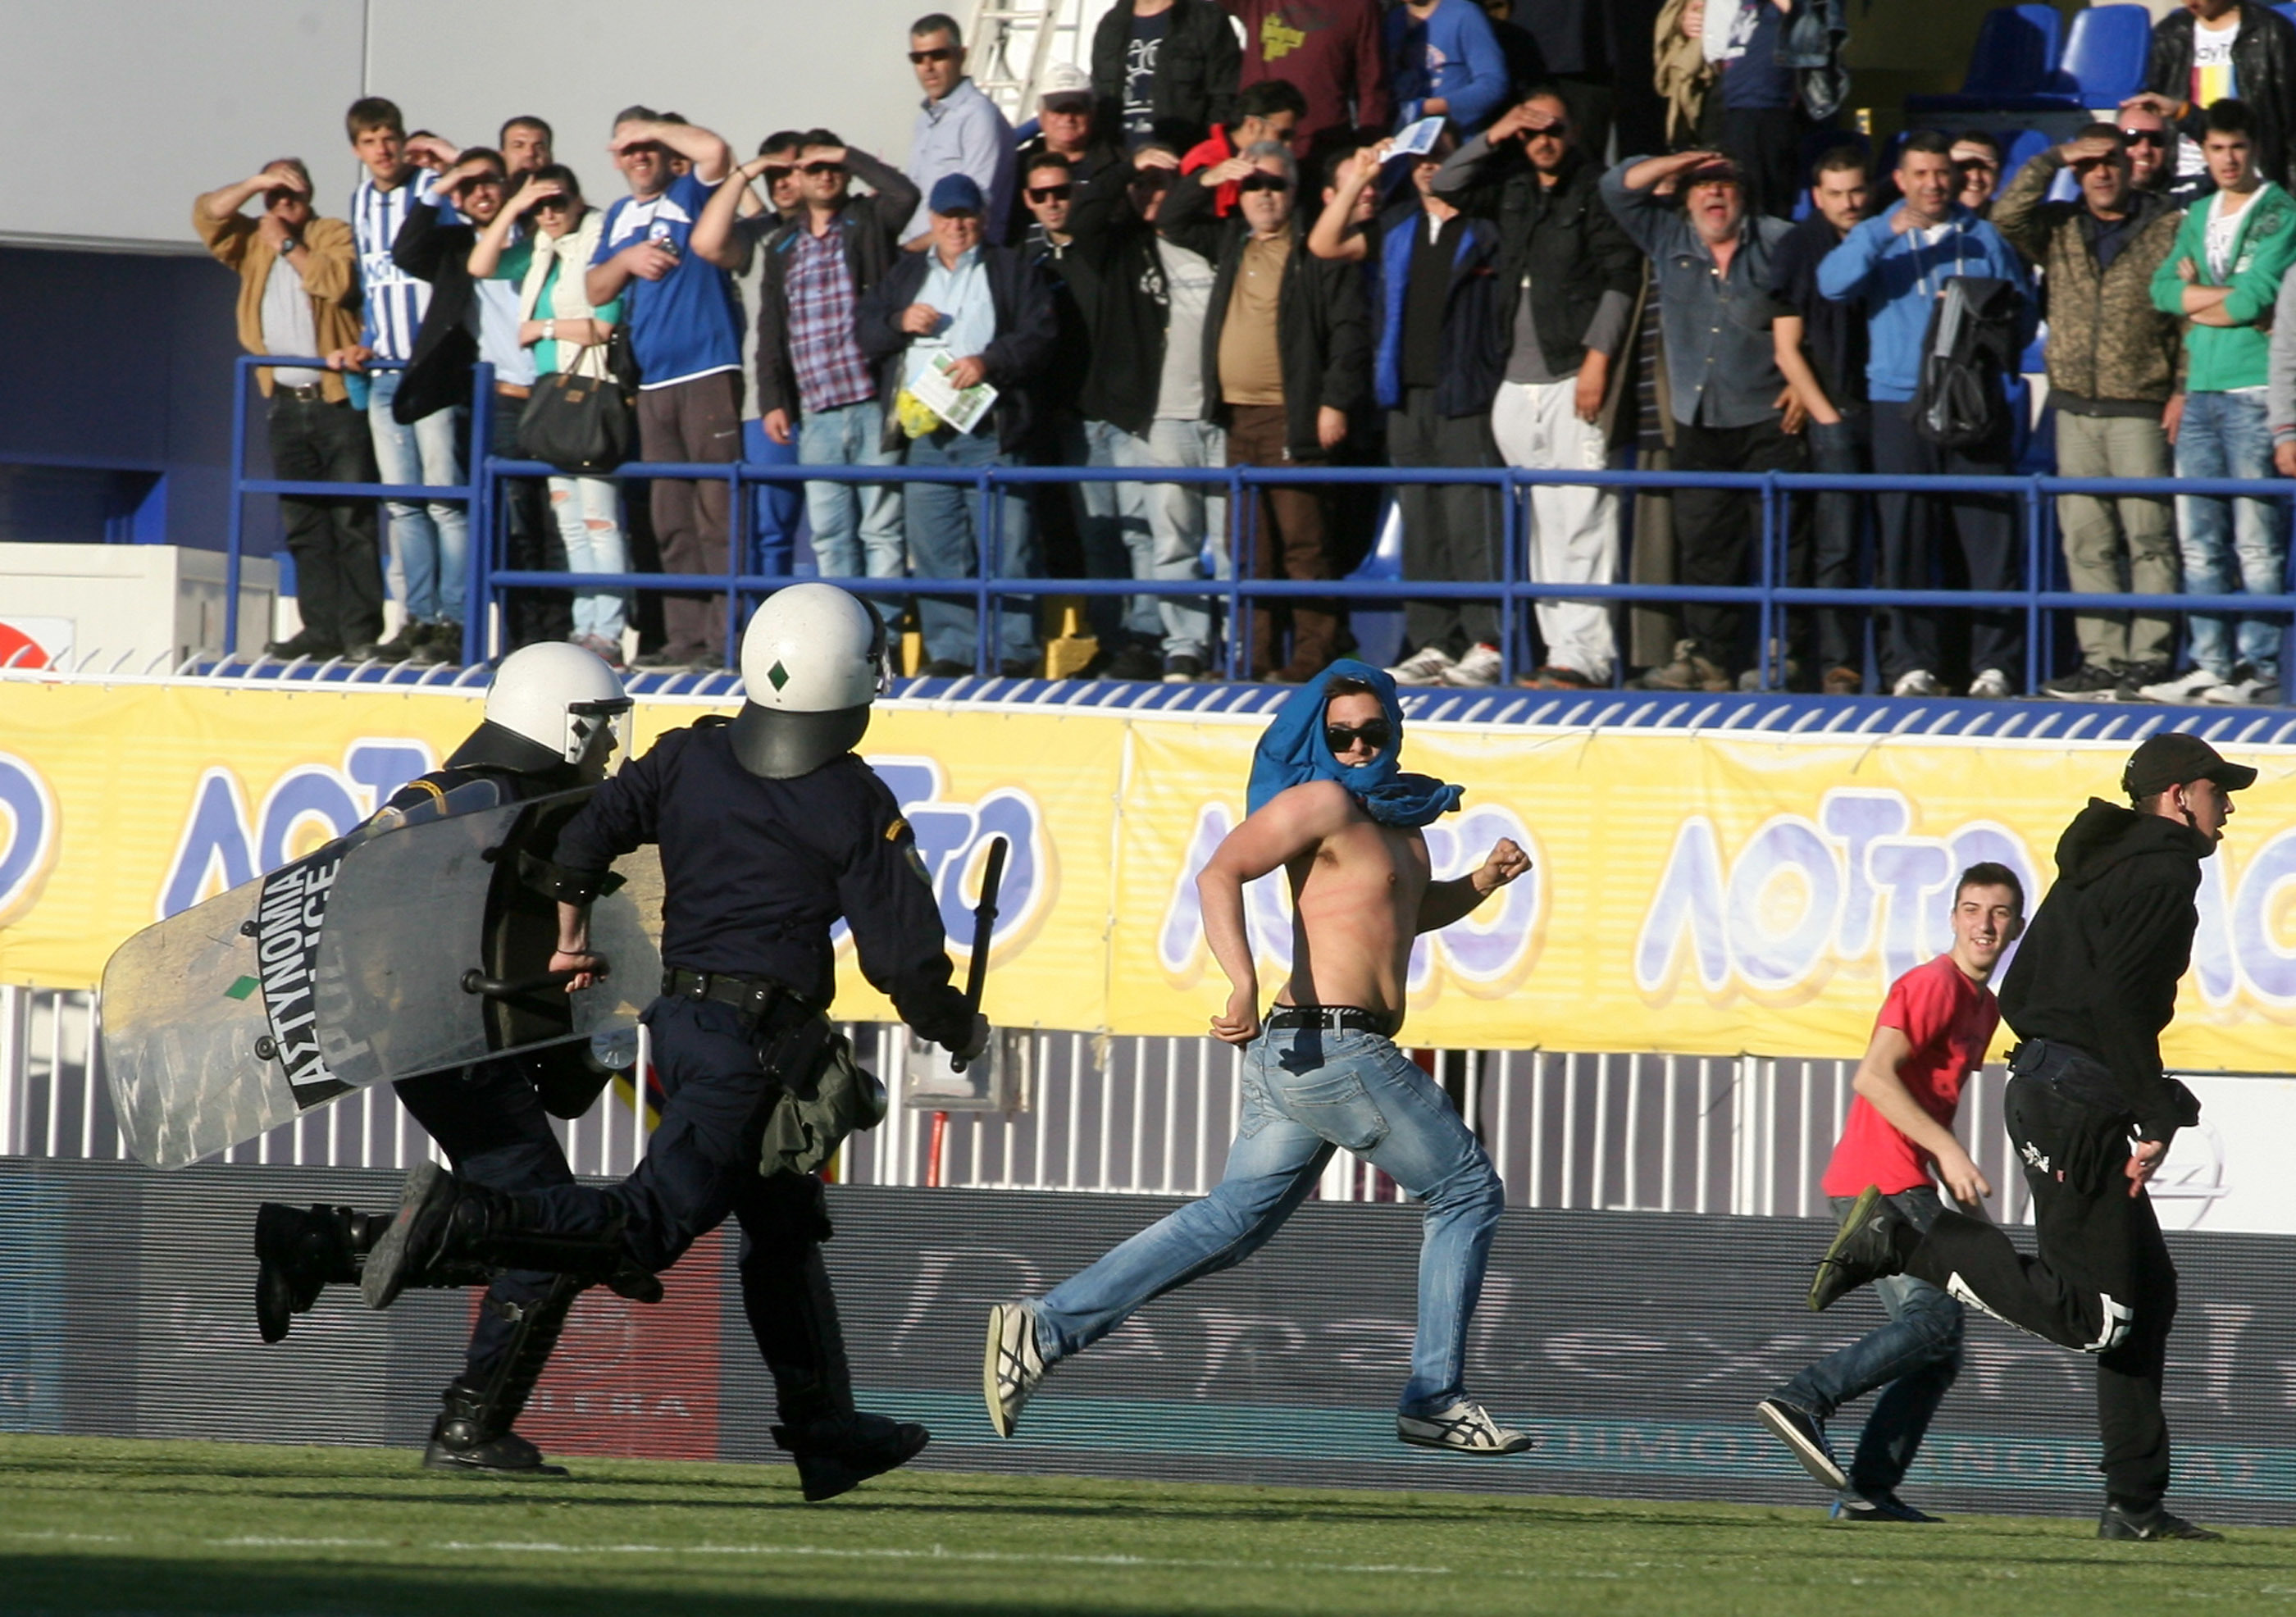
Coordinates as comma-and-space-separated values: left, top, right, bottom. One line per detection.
9, 677, 2296, 1069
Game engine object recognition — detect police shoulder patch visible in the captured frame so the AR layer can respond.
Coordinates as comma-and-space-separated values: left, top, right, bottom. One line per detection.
904, 845, 932, 886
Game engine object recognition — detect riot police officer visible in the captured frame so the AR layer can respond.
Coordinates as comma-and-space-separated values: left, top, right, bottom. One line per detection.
253, 640, 636, 1478
360, 583, 984, 1503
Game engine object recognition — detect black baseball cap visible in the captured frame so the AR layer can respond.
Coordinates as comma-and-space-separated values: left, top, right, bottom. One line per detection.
2122, 731, 2258, 799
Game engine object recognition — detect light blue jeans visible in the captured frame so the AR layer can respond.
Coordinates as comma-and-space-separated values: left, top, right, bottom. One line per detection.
365, 367, 468, 623
1078, 417, 1158, 644
799, 399, 905, 626
1032, 1021, 1506, 1414
546, 474, 627, 644
2173, 389, 2284, 682
904, 426, 1039, 667
1113, 418, 1229, 662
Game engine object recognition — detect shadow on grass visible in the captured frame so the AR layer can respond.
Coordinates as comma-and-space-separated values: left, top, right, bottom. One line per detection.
0, 1555, 1118, 1617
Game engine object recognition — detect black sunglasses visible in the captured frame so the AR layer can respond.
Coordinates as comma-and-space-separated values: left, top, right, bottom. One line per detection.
1522, 121, 1569, 139
1324, 720, 1392, 754
800, 160, 845, 176
909, 46, 959, 62
2120, 128, 2169, 147
532, 194, 575, 210
1237, 171, 1292, 194
1027, 183, 1073, 202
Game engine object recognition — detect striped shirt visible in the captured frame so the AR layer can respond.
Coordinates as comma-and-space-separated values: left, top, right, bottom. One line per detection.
350, 168, 440, 362
785, 225, 876, 415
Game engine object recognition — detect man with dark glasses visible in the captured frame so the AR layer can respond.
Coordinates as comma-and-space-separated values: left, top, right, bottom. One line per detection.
983, 661, 1537, 1458
902, 11, 1017, 244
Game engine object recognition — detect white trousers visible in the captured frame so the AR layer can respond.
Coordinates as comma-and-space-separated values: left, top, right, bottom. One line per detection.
1491, 377, 1620, 681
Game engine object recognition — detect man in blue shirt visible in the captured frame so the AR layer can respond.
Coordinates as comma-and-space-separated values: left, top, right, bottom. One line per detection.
903, 13, 1019, 245
1385, 0, 1510, 135
588, 109, 746, 670
1820, 130, 2033, 699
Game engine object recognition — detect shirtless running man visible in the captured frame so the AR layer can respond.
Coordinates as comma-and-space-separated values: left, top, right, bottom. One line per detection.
981, 663, 1536, 1455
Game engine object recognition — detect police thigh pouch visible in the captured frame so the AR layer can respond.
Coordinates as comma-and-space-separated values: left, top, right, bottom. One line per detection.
667, 971, 888, 1178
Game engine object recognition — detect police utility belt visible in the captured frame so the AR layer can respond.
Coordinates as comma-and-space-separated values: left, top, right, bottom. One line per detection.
660, 968, 888, 1179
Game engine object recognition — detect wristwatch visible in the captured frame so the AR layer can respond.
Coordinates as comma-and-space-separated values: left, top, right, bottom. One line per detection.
278, 237, 300, 254
544, 319, 558, 342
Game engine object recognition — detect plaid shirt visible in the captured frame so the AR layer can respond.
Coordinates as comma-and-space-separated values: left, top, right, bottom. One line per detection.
785, 224, 876, 415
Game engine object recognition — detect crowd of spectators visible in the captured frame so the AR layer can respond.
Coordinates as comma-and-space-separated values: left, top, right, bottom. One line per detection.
193, 0, 2296, 704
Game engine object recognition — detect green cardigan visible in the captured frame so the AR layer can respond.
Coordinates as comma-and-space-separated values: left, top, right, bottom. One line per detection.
2150, 181, 2296, 393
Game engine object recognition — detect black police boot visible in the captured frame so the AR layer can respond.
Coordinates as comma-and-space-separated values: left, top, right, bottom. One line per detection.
1808, 1185, 1912, 1312
773, 1412, 932, 1503
362, 1162, 662, 1310
254, 1203, 389, 1343
424, 1273, 582, 1478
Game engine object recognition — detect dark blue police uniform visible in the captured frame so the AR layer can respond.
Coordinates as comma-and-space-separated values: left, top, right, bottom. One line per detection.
531, 715, 972, 1429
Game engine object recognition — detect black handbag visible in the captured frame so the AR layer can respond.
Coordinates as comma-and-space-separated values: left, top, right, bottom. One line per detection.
516, 329, 636, 474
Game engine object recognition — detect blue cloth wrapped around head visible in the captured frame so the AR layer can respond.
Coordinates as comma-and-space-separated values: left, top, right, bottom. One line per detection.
1246, 659, 1463, 828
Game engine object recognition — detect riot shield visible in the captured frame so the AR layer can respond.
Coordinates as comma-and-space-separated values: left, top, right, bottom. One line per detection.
102, 790, 659, 1168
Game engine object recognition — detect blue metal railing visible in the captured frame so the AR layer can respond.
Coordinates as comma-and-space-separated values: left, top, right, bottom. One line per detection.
224, 357, 2296, 692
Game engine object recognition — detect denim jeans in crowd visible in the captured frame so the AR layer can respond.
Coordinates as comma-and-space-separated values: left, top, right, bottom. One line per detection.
2174, 389, 2284, 683
1774, 1185, 1962, 1499
799, 399, 906, 627
546, 473, 628, 645
904, 426, 1039, 668
365, 367, 468, 624
1079, 417, 1158, 645
1031, 1022, 1506, 1414
1113, 417, 1228, 664
740, 418, 803, 577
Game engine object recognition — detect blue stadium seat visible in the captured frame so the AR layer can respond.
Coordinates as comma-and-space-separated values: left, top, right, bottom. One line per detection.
1999, 127, 2051, 193
1906, 5, 2064, 113
1994, 4, 2152, 111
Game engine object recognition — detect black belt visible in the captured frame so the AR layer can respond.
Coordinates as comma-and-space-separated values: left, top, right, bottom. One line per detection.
1266, 1005, 1397, 1037
274, 380, 329, 403
662, 968, 795, 1023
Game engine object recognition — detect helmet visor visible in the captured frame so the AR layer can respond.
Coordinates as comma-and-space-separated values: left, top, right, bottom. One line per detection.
567, 696, 635, 769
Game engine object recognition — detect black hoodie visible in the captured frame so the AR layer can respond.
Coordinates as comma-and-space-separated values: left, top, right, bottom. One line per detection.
1998, 798, 2209, 1142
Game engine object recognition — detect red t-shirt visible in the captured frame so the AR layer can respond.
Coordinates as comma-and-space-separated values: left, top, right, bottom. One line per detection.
1181, 127, 1241, 216
1820, 954, 1999, 1198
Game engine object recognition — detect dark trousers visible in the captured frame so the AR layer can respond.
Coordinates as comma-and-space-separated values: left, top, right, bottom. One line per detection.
1910, 1060, 2178, 1509
1390, 388, 1500, 655
636, 371, 744, 662
394, 1059, 575, 1387
1871, 400, 2020, 684
488, 393, 572, 649
1672, 414, 1808, 672
1715, 105, 1806, 221
1228, 403, 1342, 678
267, 393, 383, 650
523, 995, 859, 1425
1807, 409, 1870, 674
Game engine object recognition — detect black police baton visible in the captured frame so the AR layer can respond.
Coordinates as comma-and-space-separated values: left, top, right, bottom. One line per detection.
950, 836, 1009, 1075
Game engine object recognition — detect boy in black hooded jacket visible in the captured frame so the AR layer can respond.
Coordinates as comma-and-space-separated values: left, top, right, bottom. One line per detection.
1807, 731, 2252, 1542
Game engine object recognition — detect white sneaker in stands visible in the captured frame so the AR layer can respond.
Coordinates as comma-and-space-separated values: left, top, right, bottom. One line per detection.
1386, 645, 1456, 685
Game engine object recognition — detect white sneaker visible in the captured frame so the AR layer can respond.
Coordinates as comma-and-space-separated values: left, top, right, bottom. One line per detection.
2139, 667, 2231, 704
1386, 645, 1456, 685
1396, 1399, 1538, 1455
983, 1301, 1048, 1438
1440, 644, 1503, 686
1891, 669, 1944, 696
2203, 673, 2280, 705
1967, 667, 2013, 699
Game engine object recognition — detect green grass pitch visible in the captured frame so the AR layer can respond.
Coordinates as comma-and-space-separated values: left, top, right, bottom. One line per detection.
1, 1435, 2289, 1616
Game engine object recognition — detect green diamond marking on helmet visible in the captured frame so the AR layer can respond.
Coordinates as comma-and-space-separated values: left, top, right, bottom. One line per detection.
224, 976, 259, 1001
767, 659, 790, 692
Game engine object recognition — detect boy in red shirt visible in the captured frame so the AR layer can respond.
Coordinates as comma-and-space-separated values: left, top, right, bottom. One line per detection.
1755, 862, 2026, 1521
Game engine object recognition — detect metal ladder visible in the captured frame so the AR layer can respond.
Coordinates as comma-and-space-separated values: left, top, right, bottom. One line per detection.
963, 0, 1098, 122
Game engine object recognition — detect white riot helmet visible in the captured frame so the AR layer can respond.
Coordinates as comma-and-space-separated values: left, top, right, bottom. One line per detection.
730, 583, 891, 778
453, 641, 633, 780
